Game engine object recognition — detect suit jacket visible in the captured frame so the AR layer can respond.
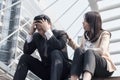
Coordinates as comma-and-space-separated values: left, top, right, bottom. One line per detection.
68, 31, 116, 72
23, 29, 69, 63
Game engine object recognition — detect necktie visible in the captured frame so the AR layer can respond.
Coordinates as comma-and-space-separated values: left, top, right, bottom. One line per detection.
44, 39, 47, 57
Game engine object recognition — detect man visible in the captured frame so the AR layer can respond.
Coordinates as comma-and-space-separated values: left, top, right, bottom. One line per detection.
13, 14, 71, 80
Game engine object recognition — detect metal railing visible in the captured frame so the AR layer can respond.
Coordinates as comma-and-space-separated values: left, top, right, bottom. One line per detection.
0, 0, 120, 79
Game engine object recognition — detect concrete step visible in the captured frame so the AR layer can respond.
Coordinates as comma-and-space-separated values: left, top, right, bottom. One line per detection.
79, 77, 120, 80
66, 77, 120, 80
0, 69, 12, 80
92, 77, 120, 80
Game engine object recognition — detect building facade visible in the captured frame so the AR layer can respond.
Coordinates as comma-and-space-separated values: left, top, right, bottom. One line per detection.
0, 0, 42, 79
0, 0, 41, 64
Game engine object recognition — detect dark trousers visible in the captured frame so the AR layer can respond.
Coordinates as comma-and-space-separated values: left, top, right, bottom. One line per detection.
71, 48, 113, 78
13, 50, 71, 80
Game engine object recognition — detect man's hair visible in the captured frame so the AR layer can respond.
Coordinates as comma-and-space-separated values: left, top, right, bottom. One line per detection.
34, 14, 51, 24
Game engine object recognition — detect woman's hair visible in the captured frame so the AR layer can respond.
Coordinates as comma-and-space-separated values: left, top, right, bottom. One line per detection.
84, 11, 103, 42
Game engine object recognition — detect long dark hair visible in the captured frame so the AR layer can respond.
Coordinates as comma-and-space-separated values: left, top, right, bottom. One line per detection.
84, 11, 103, 42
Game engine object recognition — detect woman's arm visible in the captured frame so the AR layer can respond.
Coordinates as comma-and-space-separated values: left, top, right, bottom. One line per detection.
67, 34, 79, 50
98, 31, 110, 55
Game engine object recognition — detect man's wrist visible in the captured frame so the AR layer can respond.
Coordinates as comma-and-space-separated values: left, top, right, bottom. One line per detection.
45, 29, 53, 40
26, 34, 33, 43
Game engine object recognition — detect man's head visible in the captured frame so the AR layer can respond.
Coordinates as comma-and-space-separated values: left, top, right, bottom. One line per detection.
34, 14, 51, 24
33, 14, 52, 36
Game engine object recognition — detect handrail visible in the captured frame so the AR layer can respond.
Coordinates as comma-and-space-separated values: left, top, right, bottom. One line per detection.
102, 15, 120, 23
0, 1, 21, 12
99, 3, 120, 12
0, 20, 31, 45
110, 50, 120, 55
110, 38, 120, 43
108, 26, 120, 32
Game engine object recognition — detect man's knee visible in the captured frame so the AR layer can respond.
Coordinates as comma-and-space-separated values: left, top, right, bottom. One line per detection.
51, 50, 62, 58
19, 54, 31, 64
50, 50, 63, 64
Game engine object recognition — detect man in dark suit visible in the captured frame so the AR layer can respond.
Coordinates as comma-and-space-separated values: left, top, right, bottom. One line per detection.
13, 14, 71, 80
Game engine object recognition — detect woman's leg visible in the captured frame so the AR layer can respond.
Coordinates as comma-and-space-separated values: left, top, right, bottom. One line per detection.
83, 49, 113, 80
71, 48, 84, 80
71, 75, 79, 80
83, 50, 96, 80
83, 71, 92, 80
93, 53, 113, 77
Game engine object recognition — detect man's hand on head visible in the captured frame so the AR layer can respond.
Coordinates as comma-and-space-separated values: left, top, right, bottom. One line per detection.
29, 21, 37, 35
39, 18, 51, 32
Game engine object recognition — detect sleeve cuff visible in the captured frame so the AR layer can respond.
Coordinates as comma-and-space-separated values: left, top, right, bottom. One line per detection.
26, 34, 33, 43
45, 29, 53, 40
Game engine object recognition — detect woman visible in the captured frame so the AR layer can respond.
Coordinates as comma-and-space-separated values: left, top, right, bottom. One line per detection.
67, 11, 116, 80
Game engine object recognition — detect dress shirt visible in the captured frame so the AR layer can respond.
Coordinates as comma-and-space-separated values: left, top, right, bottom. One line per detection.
26, 29, 53, 43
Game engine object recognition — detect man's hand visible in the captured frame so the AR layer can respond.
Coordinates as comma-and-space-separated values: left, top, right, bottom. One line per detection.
29, 21, 37, 35
39, 19, 51, 32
